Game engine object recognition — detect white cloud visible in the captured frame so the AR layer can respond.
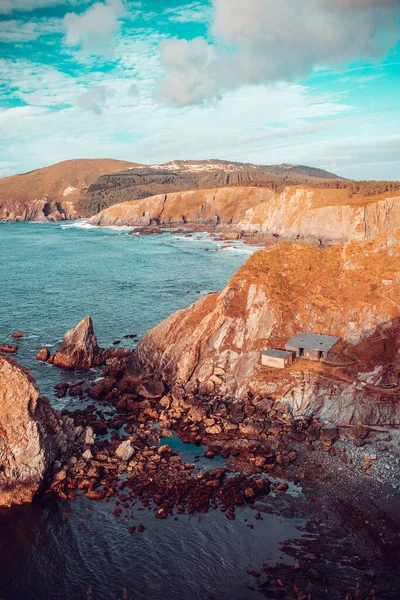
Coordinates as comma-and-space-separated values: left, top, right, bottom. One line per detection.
156, 0, 400, 106
164, 2, 211, 24
0, 0, 80, 14
78, 85, 113, 113
0, 17, 61, 41
63, 0, 125, 54
127, 83, 139, 97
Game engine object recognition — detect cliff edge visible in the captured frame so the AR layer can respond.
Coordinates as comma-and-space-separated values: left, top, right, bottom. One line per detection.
128, 231, 400, 425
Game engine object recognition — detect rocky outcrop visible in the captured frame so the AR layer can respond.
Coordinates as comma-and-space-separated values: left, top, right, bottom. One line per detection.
128, 231, 400, 426
89, 186, 400, 246
0, 158, 139, 222
0, 356, 94, 507
52, 316, 131, 370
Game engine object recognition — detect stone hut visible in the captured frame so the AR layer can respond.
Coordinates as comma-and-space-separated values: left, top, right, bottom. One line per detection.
261, 349, 294, 369
285, 332, 340, 361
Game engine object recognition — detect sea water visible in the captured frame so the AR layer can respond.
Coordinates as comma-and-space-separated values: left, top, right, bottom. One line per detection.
0, 222, 304, 600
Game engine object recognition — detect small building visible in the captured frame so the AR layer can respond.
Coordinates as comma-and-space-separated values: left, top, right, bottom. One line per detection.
285, 332, 340, 361
261, 349, 294, 369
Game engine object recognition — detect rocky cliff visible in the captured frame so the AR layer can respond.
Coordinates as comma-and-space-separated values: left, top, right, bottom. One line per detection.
80, 160, 342, 216
128, 231, 400, 425
0, 356, 94, 506
0, 158, 139, 222
89, 186, 400, 246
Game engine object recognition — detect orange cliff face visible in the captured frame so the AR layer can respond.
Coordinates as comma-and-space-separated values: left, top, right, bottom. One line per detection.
0, 158, 140, 222
0, 355, 94, 507
128, 231, 400, 426
88, 185, 400, 246
88, 187, 272, 228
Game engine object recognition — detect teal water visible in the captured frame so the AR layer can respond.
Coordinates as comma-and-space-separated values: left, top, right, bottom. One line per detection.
0, 222, 304, 600
0, 221, 255, 401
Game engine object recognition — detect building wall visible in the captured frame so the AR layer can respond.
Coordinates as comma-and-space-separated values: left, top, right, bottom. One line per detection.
261, 355, 287, 369
304, 349, 322, 361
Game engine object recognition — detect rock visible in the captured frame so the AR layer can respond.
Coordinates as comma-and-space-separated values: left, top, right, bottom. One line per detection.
36, 348, 50, 362
136, 380, 165, 399
349, 423, 370, 440
82, 449, 93, 461
205, 425, 222, 435
11, 331, 23, 339
115, 440, 135, 462
69, 385, 83, 397
0, 356, 93, 507
320, 428, 339, 448
88, 378, 116, 400
53, 316, 100, 370
155, 508, 168, 519
239, 421, 264, 437
159, 396, 171, 409
52, 316, 131, 370
0, 345, 18, 354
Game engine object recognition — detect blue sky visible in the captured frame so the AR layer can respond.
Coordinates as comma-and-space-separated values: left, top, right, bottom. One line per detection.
0, 0, 399, 179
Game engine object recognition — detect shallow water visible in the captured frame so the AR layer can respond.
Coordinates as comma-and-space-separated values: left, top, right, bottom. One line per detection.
0, 222, 305, 600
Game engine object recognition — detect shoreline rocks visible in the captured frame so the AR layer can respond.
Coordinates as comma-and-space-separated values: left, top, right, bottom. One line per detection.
0, 355, 94, 507
49, 316, 132, 370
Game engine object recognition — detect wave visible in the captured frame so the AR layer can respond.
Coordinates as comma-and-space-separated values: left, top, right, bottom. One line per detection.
59, 220, 98, 230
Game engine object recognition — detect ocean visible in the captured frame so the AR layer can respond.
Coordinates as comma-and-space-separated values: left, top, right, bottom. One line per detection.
0, 222, 304, 600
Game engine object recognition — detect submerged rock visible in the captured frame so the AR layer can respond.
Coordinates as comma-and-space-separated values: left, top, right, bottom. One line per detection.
0, 356, 94, 507
52, 316, 131, 370
0, 344, 18, 354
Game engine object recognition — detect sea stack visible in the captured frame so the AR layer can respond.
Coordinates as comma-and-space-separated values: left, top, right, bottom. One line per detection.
52, 316, 132, 370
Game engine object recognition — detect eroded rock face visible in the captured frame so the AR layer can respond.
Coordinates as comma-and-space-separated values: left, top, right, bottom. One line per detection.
52, 316, 131, 370
128, 231, 400, 426
53, 316, 100, 369
88, 186, 400, 246
0, 356, 94, 507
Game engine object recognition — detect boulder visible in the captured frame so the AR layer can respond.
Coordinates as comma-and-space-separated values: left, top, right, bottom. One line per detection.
52, 316, 101, 370
239, 421, 264, 437
115, 440, 135, 461
11, 331, 23, 339
136, 379, 165, 399
0, 356, 94, 507
52, 316, 131, 370
0, 345, 18, 354
36, 348, 50, 362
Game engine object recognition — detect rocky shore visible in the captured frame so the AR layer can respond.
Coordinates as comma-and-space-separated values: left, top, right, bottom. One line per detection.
88, 185, 400, 247
0, 355, 94, 507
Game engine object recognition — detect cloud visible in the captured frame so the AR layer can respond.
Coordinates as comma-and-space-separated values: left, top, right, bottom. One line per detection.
63, 0, 125, 54
156, 0, 400, 106
164, 2, 211, 24
78, 85, 113, 113
0, 17, 61, 42
0, 0, 80, 14
127, 83, 139, 97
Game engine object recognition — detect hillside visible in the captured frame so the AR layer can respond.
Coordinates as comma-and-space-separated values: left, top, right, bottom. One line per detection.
128, 230, 400, 425
0, 158, 140, 222
77, 160, 343, 215
88, 185, 400, 245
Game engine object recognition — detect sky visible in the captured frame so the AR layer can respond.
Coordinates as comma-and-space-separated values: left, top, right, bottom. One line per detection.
0, 0, 400, 180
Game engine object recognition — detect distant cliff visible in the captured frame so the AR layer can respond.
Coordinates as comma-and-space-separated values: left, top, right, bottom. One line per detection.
128, 231, 400, 425
89, 185, 400, 245
79, 160, 342, 215
0, 158, 139, 222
